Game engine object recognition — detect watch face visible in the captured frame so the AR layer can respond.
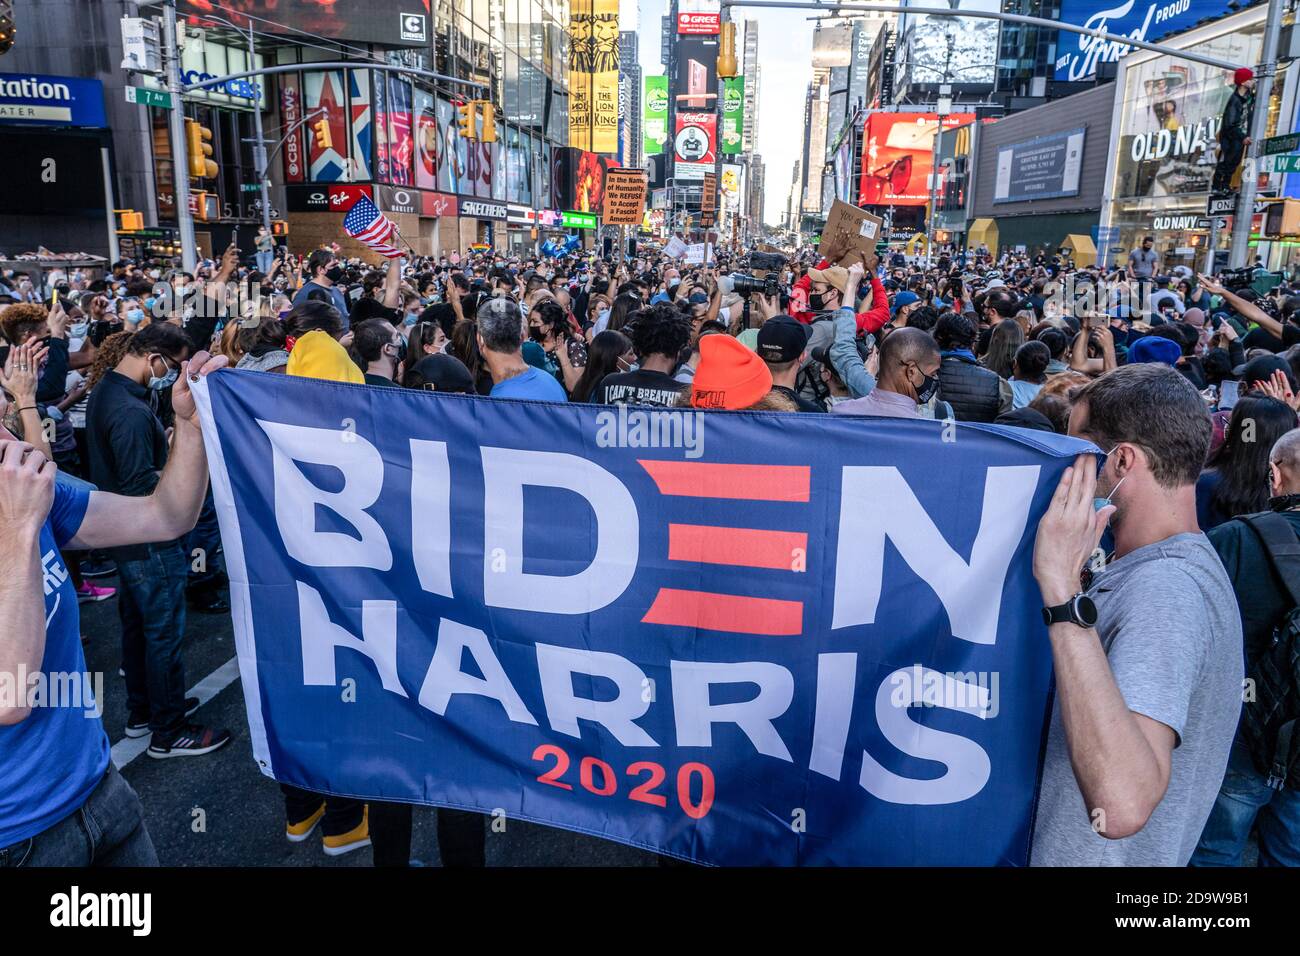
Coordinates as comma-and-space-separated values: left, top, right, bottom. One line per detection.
1073, 594, 1099, 627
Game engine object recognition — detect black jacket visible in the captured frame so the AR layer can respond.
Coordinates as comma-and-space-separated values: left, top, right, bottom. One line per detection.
938, 352, 1005, 423
1220, 90, 1253, 148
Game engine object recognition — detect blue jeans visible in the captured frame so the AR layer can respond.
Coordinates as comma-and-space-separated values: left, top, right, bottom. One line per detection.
0, 763, 158, 866
256, 250, 275, 275
1191, 741, 1300, 866
117, 542, 189, 736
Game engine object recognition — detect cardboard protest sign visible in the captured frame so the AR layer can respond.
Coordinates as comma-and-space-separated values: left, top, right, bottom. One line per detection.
603, 169, 650, 226
821, 199, 885, 266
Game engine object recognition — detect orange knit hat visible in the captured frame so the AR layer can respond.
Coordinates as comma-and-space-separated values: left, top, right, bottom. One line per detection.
691, 334, 773, 410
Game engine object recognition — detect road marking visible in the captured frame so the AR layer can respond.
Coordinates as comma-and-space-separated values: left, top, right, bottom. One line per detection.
111, 656, 241, 769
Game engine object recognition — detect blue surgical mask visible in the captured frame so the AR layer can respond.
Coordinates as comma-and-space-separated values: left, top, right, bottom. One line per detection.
597, 308, 610, 326
144, 297, 156, 312
126, 308, 145, 325
148, 358, 179, 391
404, 311, 420, 327
70, 321, 90, 338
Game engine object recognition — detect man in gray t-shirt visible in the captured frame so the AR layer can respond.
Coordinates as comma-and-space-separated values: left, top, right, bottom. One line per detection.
1031, 533, 1242, 865
1031, 364, 1242, 867
1127, 236, 1158, 280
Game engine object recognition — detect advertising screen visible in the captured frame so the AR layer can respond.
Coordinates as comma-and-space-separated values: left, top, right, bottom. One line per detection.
177, 1, 431, 47
674, 111, 717, 180
1054, 0, 1229, 81
859, 112, 974, 206
673, 34, 719, 112
897, 0, 999, 87
994, 128, 1087, 204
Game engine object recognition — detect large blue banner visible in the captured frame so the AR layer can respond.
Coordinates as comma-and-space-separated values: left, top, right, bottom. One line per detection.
193, 370, 1093, 866
1054, 0, 1229, 81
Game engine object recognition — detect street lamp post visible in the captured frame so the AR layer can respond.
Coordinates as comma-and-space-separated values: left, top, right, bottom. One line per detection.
163, 1, 198, 273
1228, 0, 1285, 270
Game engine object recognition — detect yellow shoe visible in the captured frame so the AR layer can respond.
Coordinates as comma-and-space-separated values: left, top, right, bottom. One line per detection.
286, 802, 326, 843
322, 805, 371, 857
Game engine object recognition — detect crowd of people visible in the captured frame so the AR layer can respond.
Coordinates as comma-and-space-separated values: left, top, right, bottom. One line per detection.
2, 226, 1299, 868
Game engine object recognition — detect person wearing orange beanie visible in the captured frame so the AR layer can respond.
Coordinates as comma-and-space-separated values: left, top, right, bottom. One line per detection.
690, 333, 773, 409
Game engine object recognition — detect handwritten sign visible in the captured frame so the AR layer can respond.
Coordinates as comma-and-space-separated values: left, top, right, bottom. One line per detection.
604, 169, 649, 226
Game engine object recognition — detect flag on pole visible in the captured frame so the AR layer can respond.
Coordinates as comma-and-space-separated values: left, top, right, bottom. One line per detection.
343, 195, 403, 259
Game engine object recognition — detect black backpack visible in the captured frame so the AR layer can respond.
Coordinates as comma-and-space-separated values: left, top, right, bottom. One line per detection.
1240, 513, 1300, 790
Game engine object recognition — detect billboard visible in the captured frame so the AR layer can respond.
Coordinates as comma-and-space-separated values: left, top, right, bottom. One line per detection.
673, 34, 719, 113
677, 0, 721, 35
644, 75, 669, 155
280, 75, 305, 183
569, 0, 620, 154
897, 0, 999, 87
1055, 0, 1230, 81
302, 70, 349, 183
552, 147, 611, 213
382, 75, 414, 187
177, 1, 431, 48
994, 128, 1087, 204
721, 76, 744, 155
859, 112, 975, 206
348, 70, 373, 182
413, 87, 439, 191
675, 112, 717, 180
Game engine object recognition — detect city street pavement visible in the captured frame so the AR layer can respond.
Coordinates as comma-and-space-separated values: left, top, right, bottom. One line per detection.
77, 578, 658, 867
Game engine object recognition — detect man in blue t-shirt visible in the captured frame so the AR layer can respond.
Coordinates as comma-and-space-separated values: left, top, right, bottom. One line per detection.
478, 296, 567, 401
0, 349, 229, 866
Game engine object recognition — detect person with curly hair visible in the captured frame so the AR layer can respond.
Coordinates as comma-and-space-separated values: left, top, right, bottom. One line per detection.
592, 302, 691, 406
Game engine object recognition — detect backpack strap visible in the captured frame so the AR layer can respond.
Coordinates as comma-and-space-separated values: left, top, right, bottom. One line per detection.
1241, 512, 1300, 790
1240, 513, 1300, 609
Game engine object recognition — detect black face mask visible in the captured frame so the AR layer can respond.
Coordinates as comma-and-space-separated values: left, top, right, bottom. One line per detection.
808, 292, 827, 312
325, 266, 346, 284
913, 367, 940, 405
393, 338, 408, 365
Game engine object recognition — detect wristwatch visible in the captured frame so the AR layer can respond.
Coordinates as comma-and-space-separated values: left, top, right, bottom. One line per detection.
1041, 592, 1098, 628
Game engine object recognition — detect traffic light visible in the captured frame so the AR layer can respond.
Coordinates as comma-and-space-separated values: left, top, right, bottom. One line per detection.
116, 209, 144, 231
476, 100, 496, 143
271, 220, 289, 237
312, 117, 333, 151
456, 101, 476, 140
185, 117, 217, 179
717, 22, 738, 79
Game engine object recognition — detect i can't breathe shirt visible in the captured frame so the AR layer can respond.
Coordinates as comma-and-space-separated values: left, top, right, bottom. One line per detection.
0, 479, 108, 849
1030, 532, 1243, 866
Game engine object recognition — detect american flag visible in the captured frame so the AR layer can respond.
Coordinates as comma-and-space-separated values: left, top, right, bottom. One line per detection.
343, 195, 403, 259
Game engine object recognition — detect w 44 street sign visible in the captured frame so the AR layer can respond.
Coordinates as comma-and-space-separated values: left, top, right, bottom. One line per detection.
1263, 153, 1300, 173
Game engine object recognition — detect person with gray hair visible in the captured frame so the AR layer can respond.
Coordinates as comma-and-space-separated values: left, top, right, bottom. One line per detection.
476, 296, 566, 401
1191, 425, 1300, 866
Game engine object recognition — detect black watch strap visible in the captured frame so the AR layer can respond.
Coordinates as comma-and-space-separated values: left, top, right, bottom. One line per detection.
1041, 593, 1098, 628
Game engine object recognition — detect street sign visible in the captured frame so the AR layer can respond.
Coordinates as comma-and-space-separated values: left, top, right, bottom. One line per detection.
125, 85, 172, 109
1208, 195, 1236, 216
1263, 132, 1300, 156
241, 183, 263, 193
1194, 217, 1229, 229
1264, 154, 1300, 173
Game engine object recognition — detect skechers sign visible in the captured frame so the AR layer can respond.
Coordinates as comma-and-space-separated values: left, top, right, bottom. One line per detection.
0, 73, 106, 127
1054, 0, 1228, 81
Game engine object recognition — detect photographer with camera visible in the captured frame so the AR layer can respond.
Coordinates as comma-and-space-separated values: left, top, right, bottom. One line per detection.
1199, 273, 1300, 353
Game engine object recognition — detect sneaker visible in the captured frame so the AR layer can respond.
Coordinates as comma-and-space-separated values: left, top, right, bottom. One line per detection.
124, 697, 201, 738
76, 582, 116, 603
286, 802, 326, 843
322, 805, 371, 857
80, 558, 117, 579
147, 724, 231, 759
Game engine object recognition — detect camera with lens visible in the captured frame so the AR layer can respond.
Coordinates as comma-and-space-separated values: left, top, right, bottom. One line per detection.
722, 273, 781, 298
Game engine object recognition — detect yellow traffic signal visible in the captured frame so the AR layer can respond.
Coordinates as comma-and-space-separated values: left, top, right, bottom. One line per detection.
312, 117, 333, 151
185, 118, 217, 179
476, 100, 496, 143
456, 101, 476, 140
718, 22, 738, 78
